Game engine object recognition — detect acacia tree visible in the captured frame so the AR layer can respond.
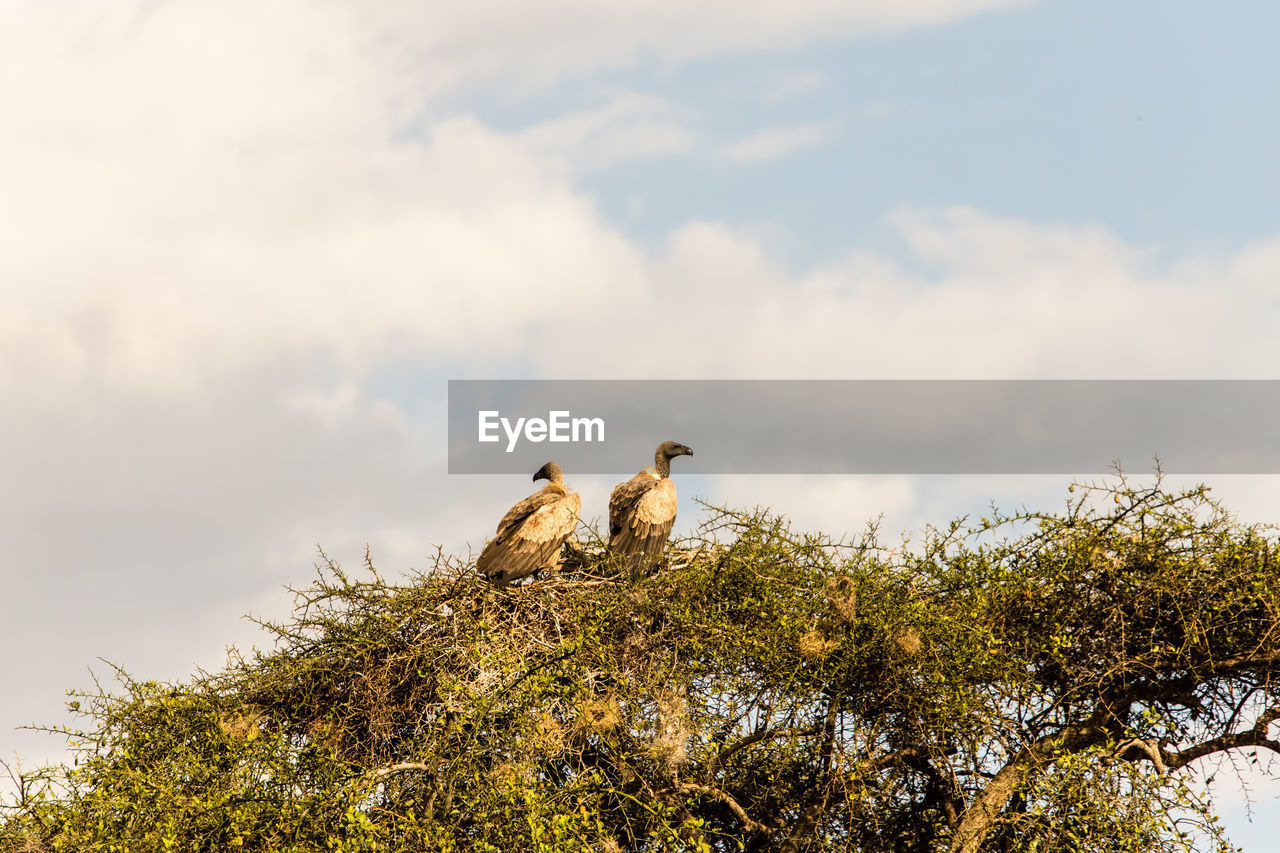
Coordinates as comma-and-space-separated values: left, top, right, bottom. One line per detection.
2, 476, 1278, 852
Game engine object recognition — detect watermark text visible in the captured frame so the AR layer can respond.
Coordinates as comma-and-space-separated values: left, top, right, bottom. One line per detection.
478, 410, 605, 453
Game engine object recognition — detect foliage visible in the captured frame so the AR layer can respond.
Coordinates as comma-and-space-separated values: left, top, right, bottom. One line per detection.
3, 476, 1279, 852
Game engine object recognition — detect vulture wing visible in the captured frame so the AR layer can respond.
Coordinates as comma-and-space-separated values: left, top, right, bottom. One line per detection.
608, 471, 678, 568
478, 487, 581, 586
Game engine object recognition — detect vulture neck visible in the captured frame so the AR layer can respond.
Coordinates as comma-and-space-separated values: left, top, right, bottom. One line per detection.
653, 450, 671, 479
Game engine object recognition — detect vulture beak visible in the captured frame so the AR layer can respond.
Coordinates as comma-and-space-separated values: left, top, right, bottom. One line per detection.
533, 465, 548, 482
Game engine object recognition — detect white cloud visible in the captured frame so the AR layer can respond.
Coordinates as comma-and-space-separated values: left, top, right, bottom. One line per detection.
0, 0, 1033, 119
0, 109, 647, 394
722, 122, 836, 163
522, 208, 1280, 380
518, 92, 696, 173
361, 0, 1038, 91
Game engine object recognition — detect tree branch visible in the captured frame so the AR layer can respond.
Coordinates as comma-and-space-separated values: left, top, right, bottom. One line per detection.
702, 722, 823, 783
779, 694, 842, 852
1109, 738, 1166, 775
856, 745, 963, 826
949, 717, 1108, 853
1162, 706, 1280, 771
677, 783, 771, 834
367, 761, 434, 779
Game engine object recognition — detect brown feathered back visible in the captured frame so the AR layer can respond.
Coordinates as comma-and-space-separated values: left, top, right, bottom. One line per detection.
478, 463, 581, 586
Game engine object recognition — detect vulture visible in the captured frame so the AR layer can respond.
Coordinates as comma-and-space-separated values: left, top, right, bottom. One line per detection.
608, 441, 694, 574
477, 462, 581, 587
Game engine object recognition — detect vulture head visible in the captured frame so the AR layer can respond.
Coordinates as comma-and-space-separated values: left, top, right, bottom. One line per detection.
533, 461, 565, 484
658, 441, 693, 460
654, 441, 693, 477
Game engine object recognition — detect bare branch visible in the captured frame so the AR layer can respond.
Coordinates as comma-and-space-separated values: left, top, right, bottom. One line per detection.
367, 762, 434, 779
1163, 706, 1280, 771
1109, 738, 1167, 775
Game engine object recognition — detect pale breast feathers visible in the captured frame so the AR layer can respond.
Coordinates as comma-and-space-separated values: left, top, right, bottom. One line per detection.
630, 478, 677, 528
605, 441, 691, 572
608, 476, 676, 560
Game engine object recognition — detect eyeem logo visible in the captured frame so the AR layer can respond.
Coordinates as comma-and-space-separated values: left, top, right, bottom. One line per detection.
478, 410, 605, 453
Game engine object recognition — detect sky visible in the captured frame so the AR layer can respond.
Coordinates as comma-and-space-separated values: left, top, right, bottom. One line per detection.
3, 0, 1279, 846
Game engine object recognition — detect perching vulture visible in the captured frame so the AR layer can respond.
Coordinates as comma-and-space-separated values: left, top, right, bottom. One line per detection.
477, 462, 581, 587
608, 441, 694, 574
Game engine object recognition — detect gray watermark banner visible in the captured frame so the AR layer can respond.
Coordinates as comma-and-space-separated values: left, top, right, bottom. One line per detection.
447, 380, 1280, 475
